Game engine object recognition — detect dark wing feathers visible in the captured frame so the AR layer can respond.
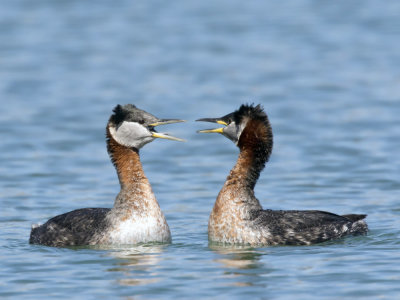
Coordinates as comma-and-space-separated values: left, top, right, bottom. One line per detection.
253, 209, 350, 230
29, 208, 110, 246
47, 208, 110, 231
341, 214, 367, 222
251, 209, 367, 245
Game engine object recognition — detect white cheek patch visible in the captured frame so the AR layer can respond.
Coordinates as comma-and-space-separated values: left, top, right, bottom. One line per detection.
109, 121, 154, 149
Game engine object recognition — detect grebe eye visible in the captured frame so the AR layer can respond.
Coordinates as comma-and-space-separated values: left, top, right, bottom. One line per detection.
139, 119, 145, 124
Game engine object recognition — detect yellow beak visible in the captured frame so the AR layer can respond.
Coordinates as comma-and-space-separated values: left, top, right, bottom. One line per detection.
197, 128, 224, 134
151, 132, 185, 142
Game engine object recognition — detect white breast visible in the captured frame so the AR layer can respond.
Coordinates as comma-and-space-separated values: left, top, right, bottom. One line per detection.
107, 215, 171, 244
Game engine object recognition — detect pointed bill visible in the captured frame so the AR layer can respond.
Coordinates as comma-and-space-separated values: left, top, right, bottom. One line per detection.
149, 119, 186, 127
197, 128, 224, 134
196, 118, 228, 126
152, 132, 185, 142
196, 118, 227, 134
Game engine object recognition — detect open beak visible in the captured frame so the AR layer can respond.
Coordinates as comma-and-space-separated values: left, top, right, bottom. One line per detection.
196, 118, 227, 134
149, 119, 186, 142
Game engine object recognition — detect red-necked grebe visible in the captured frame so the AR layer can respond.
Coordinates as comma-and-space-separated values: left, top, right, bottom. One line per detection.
197, 104, 367, 246
30, 104, 184, 247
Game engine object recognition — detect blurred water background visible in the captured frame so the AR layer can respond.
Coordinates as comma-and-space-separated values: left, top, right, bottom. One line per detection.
1, 0, 400, 299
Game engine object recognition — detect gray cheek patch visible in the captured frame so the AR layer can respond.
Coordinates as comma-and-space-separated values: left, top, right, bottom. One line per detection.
109, 121, 154, 149
222, 121, 247, 145
235, 120, 247, 145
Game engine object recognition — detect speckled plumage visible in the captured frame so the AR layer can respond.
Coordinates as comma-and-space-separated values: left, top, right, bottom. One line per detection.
29, 104, 179, 247
199, 104, 368, 246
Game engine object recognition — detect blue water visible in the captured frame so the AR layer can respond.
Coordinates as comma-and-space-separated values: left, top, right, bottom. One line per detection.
1, 0, 400, 298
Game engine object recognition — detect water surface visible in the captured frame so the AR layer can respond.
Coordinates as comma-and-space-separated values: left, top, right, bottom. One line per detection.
1, 0, 400, 299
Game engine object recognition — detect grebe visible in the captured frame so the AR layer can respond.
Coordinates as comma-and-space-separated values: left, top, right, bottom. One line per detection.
197, 104, 368, 246
30, 104, 184, 247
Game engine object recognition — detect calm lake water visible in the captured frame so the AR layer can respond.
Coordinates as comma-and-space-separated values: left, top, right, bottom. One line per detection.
1, 0, 400, 299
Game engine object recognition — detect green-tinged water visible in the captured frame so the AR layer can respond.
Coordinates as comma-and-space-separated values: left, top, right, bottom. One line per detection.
1, 0, 400, 299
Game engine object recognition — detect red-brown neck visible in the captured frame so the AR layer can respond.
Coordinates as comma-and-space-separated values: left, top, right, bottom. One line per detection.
227, 118, 273, 190
106, 126, 160, 213
107, 128, 147, 188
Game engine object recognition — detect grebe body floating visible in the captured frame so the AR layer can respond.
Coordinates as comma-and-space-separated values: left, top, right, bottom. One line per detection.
30, 104, 184, 247
197, 104, 367, 246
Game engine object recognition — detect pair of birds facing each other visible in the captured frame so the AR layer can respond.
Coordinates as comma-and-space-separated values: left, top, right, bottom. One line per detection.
29, 104, 368, 247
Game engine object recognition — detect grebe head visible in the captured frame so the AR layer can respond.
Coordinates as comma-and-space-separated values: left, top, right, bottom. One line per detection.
196, 104, 272, 147
197, 104, 273, 188
108, 104, 185, 149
